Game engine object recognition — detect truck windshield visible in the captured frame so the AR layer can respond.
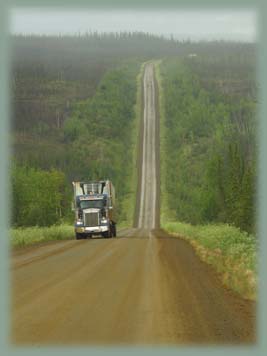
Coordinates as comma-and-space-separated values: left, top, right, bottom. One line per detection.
79, 200, 104, 209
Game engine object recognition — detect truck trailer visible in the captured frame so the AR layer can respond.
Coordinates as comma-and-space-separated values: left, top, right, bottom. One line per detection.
72, 180, 116, 239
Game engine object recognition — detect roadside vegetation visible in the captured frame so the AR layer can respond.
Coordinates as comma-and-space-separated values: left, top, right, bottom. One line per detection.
159, 57, 256, 233
163, 221, 257, 300
10, 225, 74, 248
157, 48, 257, 300
11, 164, 72, 227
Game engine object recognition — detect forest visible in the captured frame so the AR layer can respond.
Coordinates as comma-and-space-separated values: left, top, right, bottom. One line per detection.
11, 32, 256, 231
160, 48, 256, 233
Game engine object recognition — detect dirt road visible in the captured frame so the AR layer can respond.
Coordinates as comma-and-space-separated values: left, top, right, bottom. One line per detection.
136, 63, 159, 229
11, 63, 255, 345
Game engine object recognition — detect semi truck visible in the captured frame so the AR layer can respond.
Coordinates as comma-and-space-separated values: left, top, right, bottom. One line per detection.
72, 180, 116, 239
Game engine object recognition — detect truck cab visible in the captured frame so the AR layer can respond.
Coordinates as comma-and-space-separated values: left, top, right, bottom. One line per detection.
73, 181, 116, 239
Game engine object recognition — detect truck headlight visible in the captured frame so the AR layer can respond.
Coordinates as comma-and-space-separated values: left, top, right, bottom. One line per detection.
101, 217, 108, 224
76, 220, 83, 225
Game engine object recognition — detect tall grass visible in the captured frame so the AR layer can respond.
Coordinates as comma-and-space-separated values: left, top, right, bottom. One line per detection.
163, 221, 257, 300
10, 224, 74, 248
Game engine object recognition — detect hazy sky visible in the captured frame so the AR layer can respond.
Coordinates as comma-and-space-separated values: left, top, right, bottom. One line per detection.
10, 8, 257, 42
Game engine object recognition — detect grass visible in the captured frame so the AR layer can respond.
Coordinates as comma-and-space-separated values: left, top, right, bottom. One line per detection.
154, 60, 177, 225
10, 224, 74, 248
155, 60, 168, 224
163, 221, 257, 301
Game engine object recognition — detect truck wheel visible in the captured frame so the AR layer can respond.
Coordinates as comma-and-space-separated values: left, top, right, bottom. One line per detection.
103, 225, 113, 238
112, 224, 117, 237
109, 224, 114, 238
76, 233, 82, 240
103, 231, 110, 238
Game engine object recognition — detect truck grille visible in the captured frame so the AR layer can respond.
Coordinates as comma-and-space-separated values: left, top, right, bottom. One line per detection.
84, 212, 99, 227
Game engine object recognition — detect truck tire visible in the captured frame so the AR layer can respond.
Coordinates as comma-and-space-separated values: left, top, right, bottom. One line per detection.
103, 231, 110, 238
112, 224, 117, 237
76, 233, 82, 240
103, 225, 112, 238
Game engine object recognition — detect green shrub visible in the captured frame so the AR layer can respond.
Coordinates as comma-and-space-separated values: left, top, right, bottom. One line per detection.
11, 164, 71, 227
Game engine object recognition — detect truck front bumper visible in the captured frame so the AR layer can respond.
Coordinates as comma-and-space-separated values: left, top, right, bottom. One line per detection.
75, 226, 109, 234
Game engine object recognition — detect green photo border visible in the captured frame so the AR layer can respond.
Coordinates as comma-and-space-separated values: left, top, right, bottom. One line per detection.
0, 0, 265, 355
